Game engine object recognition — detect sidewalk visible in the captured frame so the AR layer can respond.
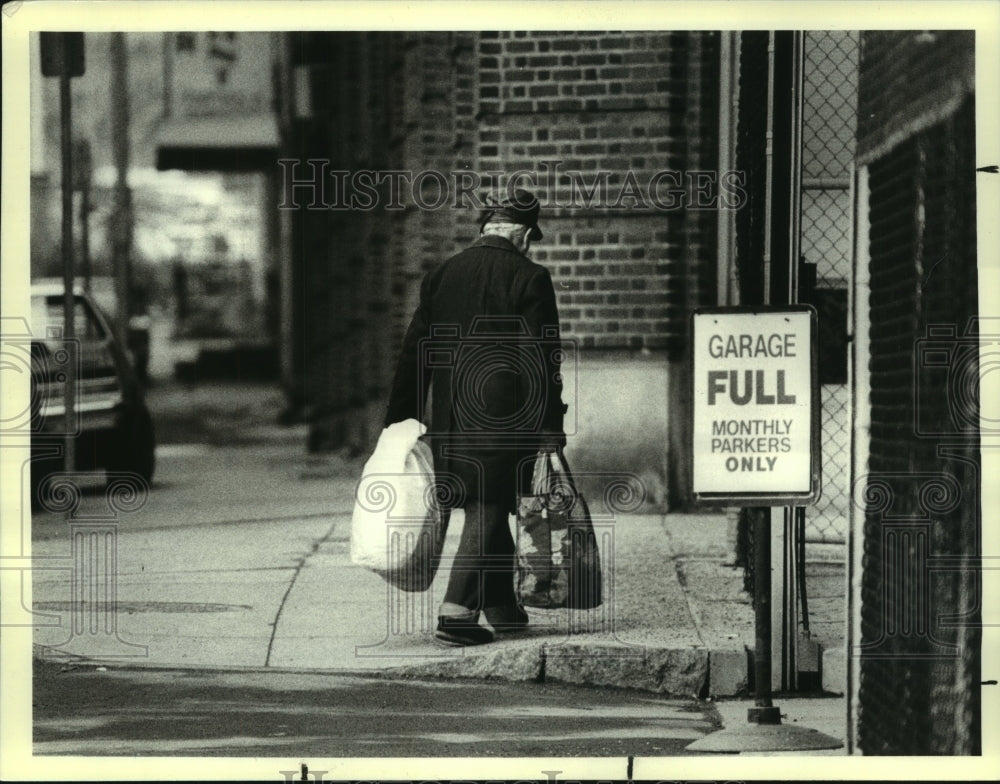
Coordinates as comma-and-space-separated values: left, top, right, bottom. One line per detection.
28, 381, 846, 738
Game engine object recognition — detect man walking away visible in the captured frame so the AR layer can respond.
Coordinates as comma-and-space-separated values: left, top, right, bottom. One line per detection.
384, 188, 567, 646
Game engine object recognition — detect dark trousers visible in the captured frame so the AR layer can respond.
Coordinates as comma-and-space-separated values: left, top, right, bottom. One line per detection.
440, 500, 517, 617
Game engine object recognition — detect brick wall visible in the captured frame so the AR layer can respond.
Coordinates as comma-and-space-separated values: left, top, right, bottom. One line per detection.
294, 31, 480, 450
293, 31, 720, 460
856, 29, 979, 755
857, 31, 975, 164
477, 30, 718, 350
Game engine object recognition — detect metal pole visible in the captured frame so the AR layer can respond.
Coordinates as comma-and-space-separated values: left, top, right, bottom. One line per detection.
761, 33, 776, 306
745, 32, 780, 722
786, 29, 806, 693
80, 165, 91, 295
797, 507, 809, 634
784, 505, 798, 690
846, 161, 868, 755
110, 33, 131, 346
59, 40, 76, 475
716, 31, 737, 307
789, 31, 804, 306
752, 510, 777, 715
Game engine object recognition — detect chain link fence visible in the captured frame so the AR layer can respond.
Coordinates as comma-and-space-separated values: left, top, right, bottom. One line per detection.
734, 31, 857, 591
799, 30, 859, 544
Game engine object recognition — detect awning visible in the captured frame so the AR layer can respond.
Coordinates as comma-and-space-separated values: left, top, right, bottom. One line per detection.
155, 114, 279, 172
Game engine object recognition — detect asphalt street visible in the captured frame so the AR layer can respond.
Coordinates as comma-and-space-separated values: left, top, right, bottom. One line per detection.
21, 380, 847, 763
27, 380, 725, 759
33, 658, 721, 757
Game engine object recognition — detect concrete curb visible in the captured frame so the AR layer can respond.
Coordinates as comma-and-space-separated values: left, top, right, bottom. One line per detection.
822, 646, 846, 695
384, 642, 708, 698
375, 514, 757, 699
707, 647, 751, 697
381, 640, 754, 699
32, 637, 752, 701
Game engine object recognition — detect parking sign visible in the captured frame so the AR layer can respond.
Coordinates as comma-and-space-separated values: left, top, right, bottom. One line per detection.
691, 306, 821, 505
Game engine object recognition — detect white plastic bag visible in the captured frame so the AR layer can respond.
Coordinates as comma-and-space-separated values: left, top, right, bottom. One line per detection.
350, 419, 446, 591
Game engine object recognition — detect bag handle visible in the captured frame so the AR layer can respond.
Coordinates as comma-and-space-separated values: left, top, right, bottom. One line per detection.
530, 449, 567, 496
546, 448, 580, 492
529, 447, 580, 498
535, 448, 583, 516
530, 450, 550, 495
547, 448, 566, 476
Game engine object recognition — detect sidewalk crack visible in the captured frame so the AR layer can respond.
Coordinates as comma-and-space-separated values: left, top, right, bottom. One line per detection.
661, 515, 708, 650
263, 518, 341, 667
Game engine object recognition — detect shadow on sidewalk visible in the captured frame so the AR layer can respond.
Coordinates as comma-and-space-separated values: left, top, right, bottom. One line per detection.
147, 380, 303, 447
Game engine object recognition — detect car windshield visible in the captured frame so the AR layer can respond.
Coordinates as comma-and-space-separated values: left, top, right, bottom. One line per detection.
30, 296, 106, 341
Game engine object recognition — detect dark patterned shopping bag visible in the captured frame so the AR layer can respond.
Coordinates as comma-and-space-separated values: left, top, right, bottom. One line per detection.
515, 450, 602, 609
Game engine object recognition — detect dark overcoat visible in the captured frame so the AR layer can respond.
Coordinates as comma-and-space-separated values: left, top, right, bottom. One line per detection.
384, 235, 566, 511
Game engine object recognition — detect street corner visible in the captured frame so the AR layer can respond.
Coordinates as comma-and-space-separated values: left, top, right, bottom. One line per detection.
384, 639, 546, 682
542, 642, 708, 698
705, 694, 848, 755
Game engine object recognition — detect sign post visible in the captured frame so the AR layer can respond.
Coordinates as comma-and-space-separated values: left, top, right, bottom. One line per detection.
692, 305, 820, 718
41, 32, 86, 476
688, 31, 841, 754
687, 305, 840, 752
691, 306, 820, 505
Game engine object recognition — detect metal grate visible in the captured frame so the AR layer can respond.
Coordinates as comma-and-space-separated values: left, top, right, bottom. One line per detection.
857, 94, 980, 756
799, 30, 859, 544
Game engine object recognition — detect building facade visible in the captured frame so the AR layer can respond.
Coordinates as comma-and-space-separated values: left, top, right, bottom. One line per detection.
283, 31, 723, 506
850, 30, 980, 755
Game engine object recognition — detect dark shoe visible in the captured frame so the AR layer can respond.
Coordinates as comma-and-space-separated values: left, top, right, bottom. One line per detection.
434, 615, 495, 647
484, 604, 530, 633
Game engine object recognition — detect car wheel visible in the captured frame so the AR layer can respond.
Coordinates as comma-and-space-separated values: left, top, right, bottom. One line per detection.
106, 407, 156, 487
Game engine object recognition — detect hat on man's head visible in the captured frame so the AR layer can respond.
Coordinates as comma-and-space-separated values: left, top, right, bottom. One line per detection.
480, 187, 543, 240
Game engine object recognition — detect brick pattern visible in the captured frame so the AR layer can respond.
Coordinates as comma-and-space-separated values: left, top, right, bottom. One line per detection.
858, 82, 979, 755
671, 31, 720, 352
296, 31, 720, 447
532, 220, 676, 347
296, 32, 481, 449
857, 31, 975, 162
477, 31, 718, 349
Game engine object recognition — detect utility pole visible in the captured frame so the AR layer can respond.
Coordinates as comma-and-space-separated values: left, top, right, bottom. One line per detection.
59, 48, 76, 475
40, 32, 86, 475
74, 138, 93, 295
110, 33, 132, 345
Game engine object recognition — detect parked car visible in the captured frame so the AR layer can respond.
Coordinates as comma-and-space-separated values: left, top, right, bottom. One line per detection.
30, 280, 155, 507
34, 276, 153, 383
